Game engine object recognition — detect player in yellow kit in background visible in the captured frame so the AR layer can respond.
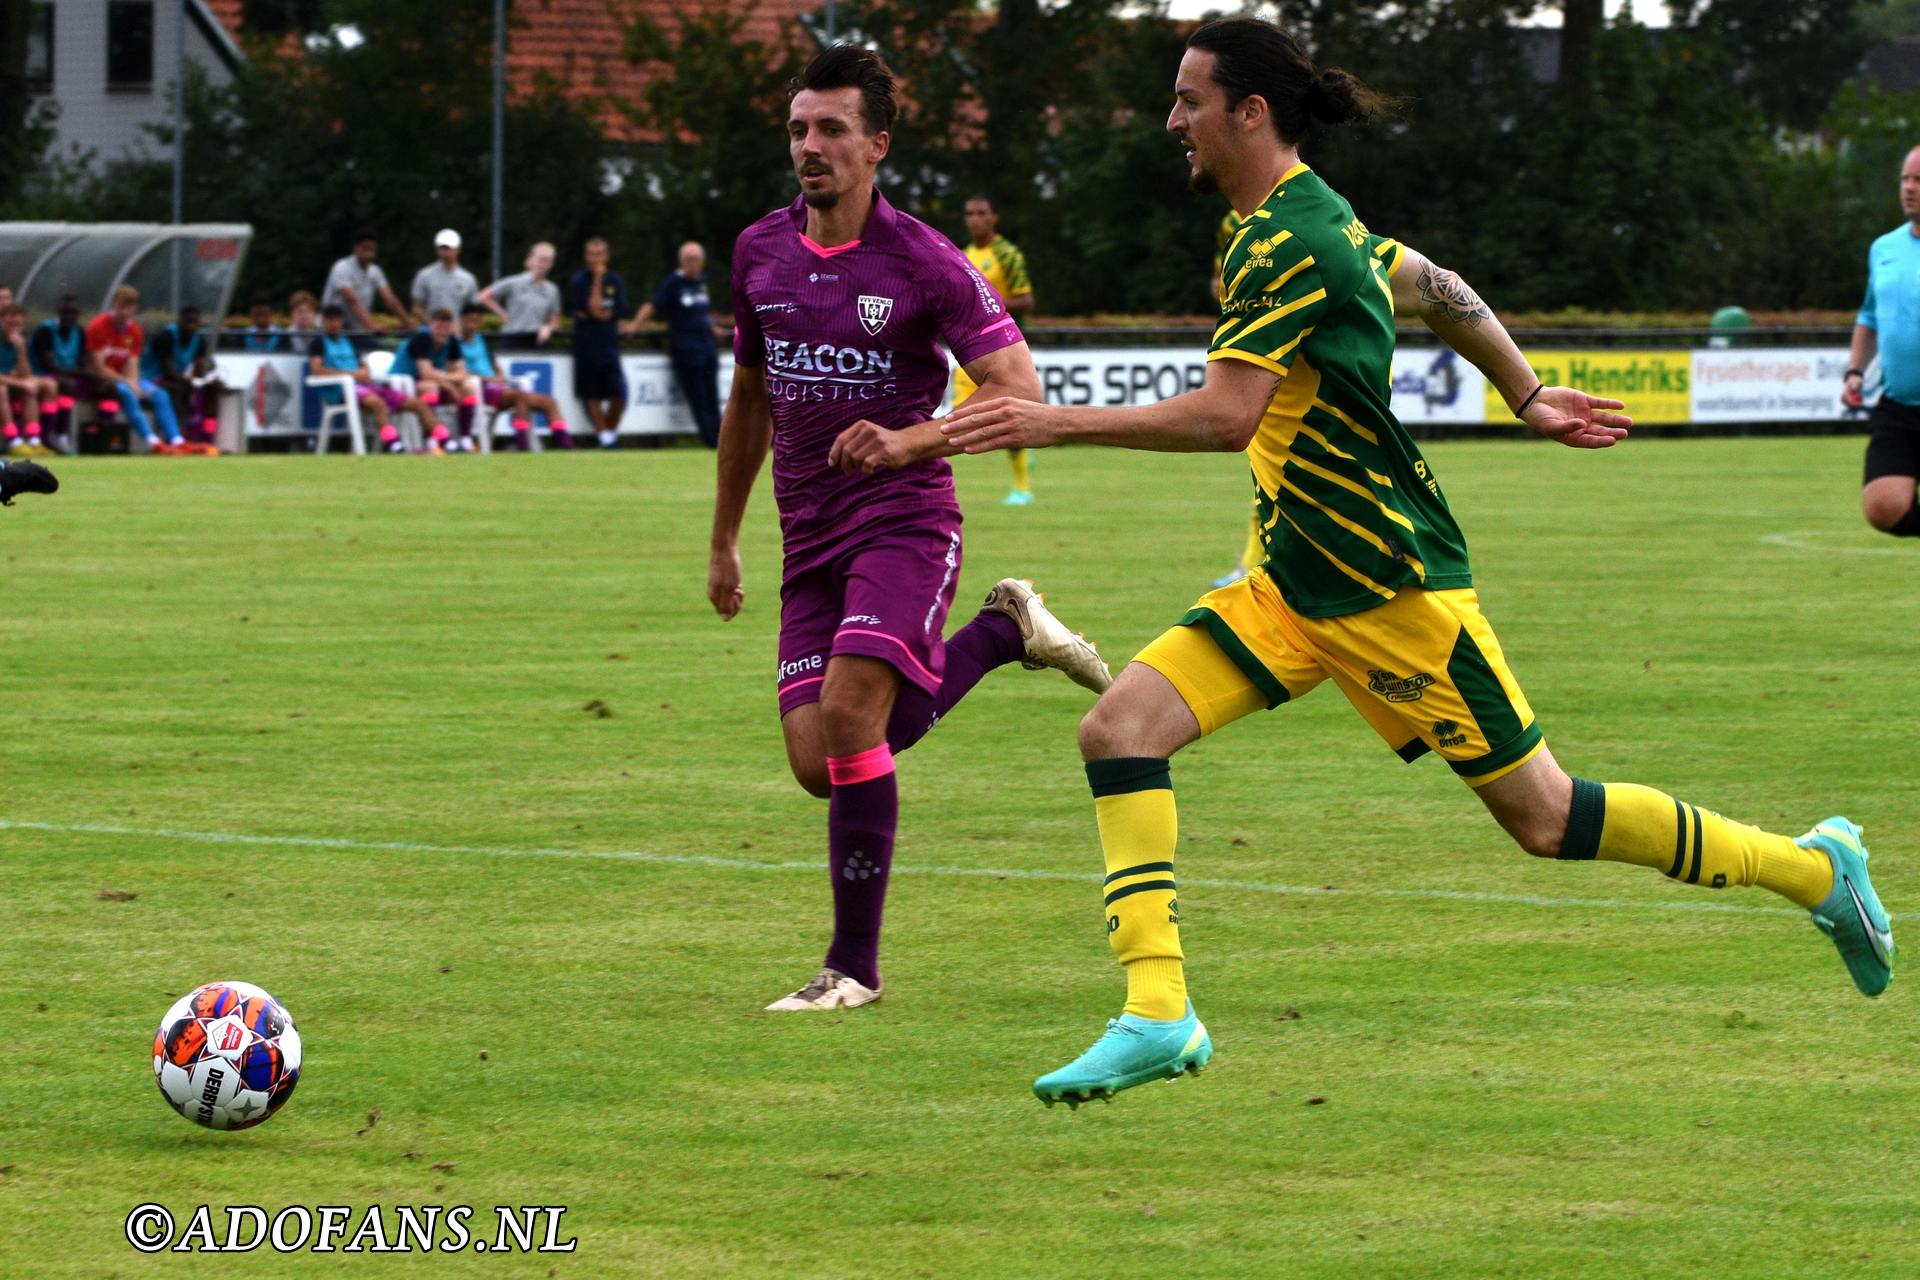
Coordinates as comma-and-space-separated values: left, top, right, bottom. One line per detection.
951, 195, 1038, 505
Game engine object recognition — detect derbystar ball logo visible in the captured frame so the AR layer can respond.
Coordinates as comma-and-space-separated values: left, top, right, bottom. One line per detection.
857, 294, 894, 335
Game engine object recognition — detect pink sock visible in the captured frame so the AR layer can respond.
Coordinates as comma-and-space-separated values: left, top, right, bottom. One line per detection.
420, 390, 440, 405
512, 417, 530, 431
202, 417, 217, 433
379, 424, 400, 443
57, 396, 74, 411
430, 424, 450, 442
2, 423, 17, 440
99, 398, 120, 414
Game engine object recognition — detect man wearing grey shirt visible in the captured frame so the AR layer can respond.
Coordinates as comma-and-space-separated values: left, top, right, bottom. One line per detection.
480, 242, 563, 346
322, 231, 410, 330
411, 229, 480, 324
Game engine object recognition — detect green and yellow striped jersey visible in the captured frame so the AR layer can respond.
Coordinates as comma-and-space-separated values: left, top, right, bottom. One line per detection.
963, 236, 1032, 304
1211, 163, 1471, 618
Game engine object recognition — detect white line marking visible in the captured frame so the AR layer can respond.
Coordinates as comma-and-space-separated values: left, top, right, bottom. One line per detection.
1761, 529, 1911, 557
0, 817, 1801, 918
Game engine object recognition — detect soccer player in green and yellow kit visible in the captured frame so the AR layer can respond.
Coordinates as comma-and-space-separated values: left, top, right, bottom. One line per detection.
940, 16, 1895, 1106
1210, 204, 1266, 588
951, 195, 1038, 505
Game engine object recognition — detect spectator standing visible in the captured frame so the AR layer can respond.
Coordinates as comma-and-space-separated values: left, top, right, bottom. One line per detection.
322, 231, 410, 331
85, 285, 185, 454
481, 242, 563, 346
412, 229, 479, 325
631, 240, 723, 448
567, 237, 630, 449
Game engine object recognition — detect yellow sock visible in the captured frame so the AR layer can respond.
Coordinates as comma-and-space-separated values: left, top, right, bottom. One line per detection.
1009, 448, 1031, 492
1086, 757, 1187, 1020
1561, 779, 1833, 908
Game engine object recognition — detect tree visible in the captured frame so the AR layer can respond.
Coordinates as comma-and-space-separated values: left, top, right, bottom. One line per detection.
116, 0, 613, 311
611, 5, 809, 290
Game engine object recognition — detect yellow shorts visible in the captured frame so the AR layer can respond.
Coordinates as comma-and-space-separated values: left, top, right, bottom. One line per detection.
1136, 570, 1544, 788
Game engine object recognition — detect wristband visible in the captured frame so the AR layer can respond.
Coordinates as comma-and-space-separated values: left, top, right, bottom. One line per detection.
1514, 383, 1543, 416
1845, 368, 1865, 380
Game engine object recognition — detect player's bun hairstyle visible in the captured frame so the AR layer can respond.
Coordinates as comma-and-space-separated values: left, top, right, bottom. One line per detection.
1186, 17, 1392, 146
793, 44, 898, 137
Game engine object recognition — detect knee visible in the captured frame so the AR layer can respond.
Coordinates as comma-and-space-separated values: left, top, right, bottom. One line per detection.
791, 760, 831, 800
1864, 499, 1907, 532
1513, 821, 1563, 859
1079, 696, 1140, 761
816, 690, 883, 756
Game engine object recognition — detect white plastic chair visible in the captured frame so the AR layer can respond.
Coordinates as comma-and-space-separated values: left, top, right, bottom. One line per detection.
305, 373, 366, 455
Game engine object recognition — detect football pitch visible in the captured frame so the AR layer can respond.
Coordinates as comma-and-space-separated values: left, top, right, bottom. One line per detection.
2, 437, 1916, 1277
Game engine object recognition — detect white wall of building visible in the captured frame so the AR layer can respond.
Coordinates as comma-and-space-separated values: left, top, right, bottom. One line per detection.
35, 1, 240, 165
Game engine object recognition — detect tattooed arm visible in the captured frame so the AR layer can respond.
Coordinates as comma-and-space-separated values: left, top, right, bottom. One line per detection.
1391, 245, 1632, 448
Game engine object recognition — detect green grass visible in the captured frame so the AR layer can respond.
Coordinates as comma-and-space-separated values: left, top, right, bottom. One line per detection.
1, 439, 1916, 1277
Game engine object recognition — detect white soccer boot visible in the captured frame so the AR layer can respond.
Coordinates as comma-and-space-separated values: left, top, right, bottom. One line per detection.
765, 968, 883, 1012
983, 578, 1113, 694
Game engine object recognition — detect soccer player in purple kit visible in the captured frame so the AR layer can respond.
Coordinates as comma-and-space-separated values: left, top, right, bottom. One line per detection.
710, 44, 1114, 1012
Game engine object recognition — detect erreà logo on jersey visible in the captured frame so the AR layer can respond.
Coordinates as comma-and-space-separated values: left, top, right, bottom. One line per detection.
856, 294, 894, 335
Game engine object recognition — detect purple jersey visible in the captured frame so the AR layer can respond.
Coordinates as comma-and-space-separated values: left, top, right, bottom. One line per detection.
731, 192, 1024, 565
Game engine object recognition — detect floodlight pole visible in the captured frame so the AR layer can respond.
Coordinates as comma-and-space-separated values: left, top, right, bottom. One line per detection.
491, 0, 505, 284
171, 0, 186, 311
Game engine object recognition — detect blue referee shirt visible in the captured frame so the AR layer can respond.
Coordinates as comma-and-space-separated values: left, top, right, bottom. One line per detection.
1858, 223, 1920, 406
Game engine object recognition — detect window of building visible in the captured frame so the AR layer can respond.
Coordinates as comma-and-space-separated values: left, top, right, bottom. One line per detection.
107, 0, 155, 92
26, 3, 53, 94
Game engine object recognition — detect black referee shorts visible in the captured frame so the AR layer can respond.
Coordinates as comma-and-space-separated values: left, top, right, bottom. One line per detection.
1865, 396, 1920, 485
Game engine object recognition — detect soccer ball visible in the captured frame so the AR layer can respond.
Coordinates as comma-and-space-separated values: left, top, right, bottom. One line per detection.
152, 981, 302, 1130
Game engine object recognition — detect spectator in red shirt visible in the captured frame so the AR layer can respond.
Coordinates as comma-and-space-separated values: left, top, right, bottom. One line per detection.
85, 285, 183, 454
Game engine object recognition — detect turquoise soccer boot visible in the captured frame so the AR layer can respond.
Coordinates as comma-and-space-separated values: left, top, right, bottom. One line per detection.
1799, 817, 1895, 998
1034, 1002, 1212, 1108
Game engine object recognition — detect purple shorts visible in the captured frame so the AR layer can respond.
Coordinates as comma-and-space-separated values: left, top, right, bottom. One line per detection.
483, 382, 509, 409
362, 385, 406, 412
776, 518, 963, 716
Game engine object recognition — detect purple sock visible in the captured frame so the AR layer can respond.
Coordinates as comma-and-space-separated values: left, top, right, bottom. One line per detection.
822, 745, 898, 990
886, 608, 1022, 753
457, 402, 476, 437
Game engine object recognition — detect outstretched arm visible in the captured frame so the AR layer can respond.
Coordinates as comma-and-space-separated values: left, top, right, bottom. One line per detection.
1392, 245, 1630, 448
828, 341, 1042, 472
708, 364, 772, 620
940, 353, 1281, 456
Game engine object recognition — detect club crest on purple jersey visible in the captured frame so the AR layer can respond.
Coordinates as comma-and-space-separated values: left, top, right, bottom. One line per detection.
857, 294, 895, 335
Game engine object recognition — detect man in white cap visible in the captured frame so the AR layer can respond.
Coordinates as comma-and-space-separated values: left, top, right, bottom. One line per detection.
411, 229, 479, 325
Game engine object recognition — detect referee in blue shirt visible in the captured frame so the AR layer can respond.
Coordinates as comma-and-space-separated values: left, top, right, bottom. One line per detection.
632, 241, 724, 448
1848, 145, 1920, 538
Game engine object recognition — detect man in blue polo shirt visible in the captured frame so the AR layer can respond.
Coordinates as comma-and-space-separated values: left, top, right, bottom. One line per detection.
632, 240, 724, 447
1848, 144, 1920, 539
567, 237, 629, 449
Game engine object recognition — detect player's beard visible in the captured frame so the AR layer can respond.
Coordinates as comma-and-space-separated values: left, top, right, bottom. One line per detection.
802, 189, 841, 210
1188, 159, 1220, 196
